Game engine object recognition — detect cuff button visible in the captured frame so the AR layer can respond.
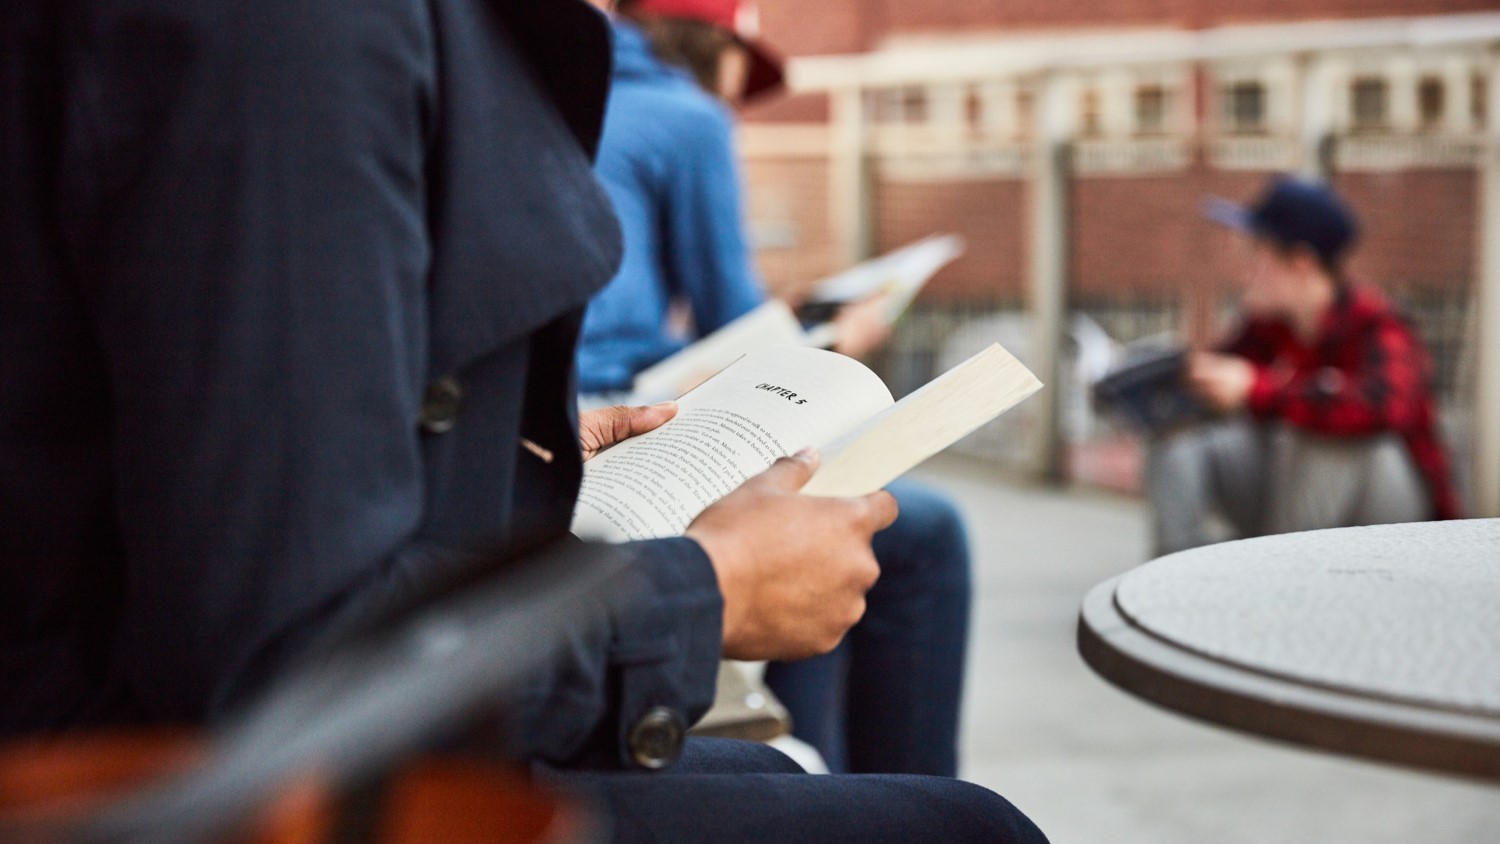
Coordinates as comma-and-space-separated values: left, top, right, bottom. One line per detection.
628, 706, 686, 771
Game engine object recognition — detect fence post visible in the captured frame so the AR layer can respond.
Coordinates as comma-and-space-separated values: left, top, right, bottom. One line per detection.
1028, 71, 1071, 483
1297, 52, 1336, 181
831, 86, 874, 267
1475, 45, 1500, 517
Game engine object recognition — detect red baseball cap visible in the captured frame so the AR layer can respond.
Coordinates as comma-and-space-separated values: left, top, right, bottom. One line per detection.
627, 0, 786, 102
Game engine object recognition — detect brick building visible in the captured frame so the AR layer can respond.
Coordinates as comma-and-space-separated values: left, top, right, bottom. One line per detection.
729, 1, 1500, 491
737, 1, 1495, 318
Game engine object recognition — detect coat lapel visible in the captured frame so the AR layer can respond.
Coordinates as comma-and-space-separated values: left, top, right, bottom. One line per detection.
490, 0, 614, 159
424, 0, 621, 378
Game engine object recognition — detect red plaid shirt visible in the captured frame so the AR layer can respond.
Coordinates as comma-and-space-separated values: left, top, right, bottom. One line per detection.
1221, 284, 1461, 520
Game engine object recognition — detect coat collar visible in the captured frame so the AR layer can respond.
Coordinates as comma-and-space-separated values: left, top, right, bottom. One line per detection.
489, 0, 614, 160
423, 0, 623, 377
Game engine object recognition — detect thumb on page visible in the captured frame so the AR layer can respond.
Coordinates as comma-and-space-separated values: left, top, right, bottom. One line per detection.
758, 447, 820, 492
579, 401, 678, 461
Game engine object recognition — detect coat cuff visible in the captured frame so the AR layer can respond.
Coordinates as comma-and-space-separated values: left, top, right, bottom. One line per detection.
608, 536, 723, 770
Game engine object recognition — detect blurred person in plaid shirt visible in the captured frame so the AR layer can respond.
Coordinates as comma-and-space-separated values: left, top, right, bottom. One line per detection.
1148, 176, 1461, 556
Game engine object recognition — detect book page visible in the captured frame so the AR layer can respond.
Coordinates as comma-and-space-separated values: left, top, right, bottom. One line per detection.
806, 234, 966, 323
800, 343, 1043, 497
630, 299, 810, 403
572, 346, 893, 542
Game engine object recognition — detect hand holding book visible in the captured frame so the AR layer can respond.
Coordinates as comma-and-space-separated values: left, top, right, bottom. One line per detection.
629, 235, 966, 404
684, 448, 896, 661
574, 343, 1040, 662
572, 343, 1041, 542
578, 401, 679, 462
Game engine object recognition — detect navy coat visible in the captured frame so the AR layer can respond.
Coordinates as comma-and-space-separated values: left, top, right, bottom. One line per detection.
0, 0, 720, 768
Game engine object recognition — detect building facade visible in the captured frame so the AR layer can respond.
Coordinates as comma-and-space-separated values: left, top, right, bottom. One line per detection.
732, 1, 1500, 494
743, 2, 1493, 308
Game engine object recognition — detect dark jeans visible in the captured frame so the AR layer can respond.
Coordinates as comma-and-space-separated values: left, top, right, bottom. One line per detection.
543, 738, 1047, 844
764, 479, 972, 775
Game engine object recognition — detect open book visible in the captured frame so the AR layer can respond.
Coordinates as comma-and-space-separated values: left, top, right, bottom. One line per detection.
630, 300, 807, 404
572, 343, 1042, 542
1091, 343, 1209, 434
797, 234, 966, 325
627, 235, 966, 405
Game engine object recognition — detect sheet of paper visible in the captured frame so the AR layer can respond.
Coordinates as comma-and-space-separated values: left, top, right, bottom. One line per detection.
630, 299, 810, 403
800, 343, 1042, 497
573, 347, 893, 542
806, 234, 966, 322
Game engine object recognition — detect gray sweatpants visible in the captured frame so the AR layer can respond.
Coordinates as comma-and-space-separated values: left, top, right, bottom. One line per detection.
1146, 418, 1429, 556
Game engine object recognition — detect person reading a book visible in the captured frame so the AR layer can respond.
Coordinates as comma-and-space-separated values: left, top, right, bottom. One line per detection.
1147, 176, 1460, 555
575, 0, 977, 778
2, 2, 1047, 841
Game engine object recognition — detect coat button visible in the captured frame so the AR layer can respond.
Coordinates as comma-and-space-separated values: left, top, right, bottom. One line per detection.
419, 376, 465, 434
628, 706, 686, 770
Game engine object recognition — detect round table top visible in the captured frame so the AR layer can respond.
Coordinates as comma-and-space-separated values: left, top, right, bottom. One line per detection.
1078, 519, 1500, 783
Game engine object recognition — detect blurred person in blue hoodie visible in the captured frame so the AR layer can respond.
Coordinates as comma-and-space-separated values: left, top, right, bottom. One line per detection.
578, 0, 975, 778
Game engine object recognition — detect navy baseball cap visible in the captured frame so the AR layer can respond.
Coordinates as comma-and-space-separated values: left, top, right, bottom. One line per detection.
1204, 176, 1360, 267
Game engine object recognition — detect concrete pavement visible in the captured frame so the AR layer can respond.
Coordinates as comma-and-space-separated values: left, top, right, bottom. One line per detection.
909, 454, 1500, 844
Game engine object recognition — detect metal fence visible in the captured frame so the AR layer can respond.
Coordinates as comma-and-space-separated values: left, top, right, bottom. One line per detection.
870, 287, 1475, 499
746, 148, 1482, 495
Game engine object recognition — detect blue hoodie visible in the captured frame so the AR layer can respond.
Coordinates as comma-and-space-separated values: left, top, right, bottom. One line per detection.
575, 20, 766, 394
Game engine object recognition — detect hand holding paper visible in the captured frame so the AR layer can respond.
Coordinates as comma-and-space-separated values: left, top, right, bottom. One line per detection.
685, 448, 897, 661
572, 343, 1041, 541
